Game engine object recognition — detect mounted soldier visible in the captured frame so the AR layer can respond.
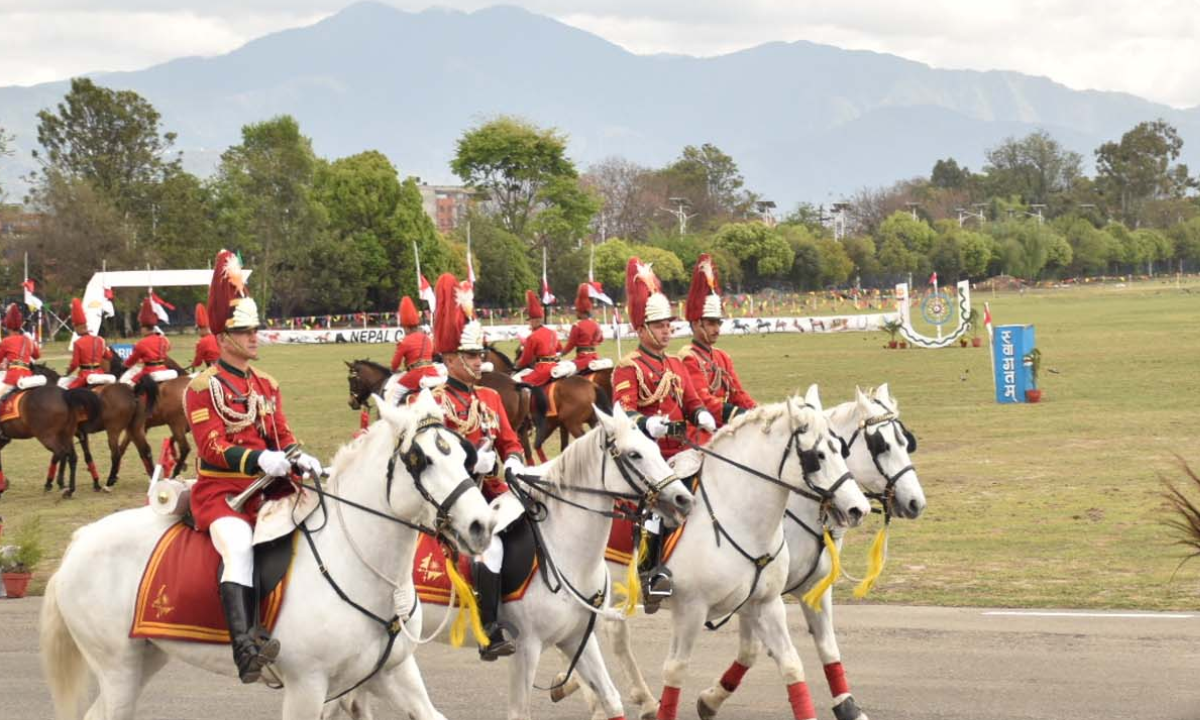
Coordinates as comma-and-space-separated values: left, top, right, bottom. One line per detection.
421, 272, 526, 660
185, 249, 323, 683
64, 297, 114, 389
612, 257, 715, 611
189, 302, 220, 371
513, 290, 561, 387
0, 302, 40, 398
385, 295, 441, 405
122, 297, 173, 385
678, 253, 756, 435
561, 283, 604, 374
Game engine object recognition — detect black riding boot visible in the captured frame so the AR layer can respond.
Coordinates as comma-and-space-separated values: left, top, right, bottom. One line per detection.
638, 528, 673, 614
473, 562, 518, 661
219, 582, 280, 683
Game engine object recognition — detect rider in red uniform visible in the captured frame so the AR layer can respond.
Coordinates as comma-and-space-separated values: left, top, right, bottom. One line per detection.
422, 272, 526, 660
389, 296, 440, 402
185, 249, 323, 684
678, 254, 756, 435
514, 290, 560, 387
65, 298, 113, 389
560, 283, 604, 374
123, 298, 171, 385
611, 257, 715, 611
0, 303, 40, 397
190, 303, 220, 370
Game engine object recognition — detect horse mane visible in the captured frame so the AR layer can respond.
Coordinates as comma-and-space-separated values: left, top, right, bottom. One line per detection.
709, 400, 789, 444
486, 344, 514, 368
354, 358, 390, 376
327, 413, 394, 481
536, 424, 608, 492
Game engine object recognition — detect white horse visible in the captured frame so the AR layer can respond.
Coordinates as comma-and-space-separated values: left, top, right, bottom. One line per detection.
40, 391, 494, 720
336, 403, 696, 720
693, 383, 927, 720
558, 385, 872, 720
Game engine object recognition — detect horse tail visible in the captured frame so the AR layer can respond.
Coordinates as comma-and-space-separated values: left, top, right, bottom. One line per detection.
135, 375, 159, 418
64, 388, 102, 425
1166, 461, 1200, 558
40, 574, 89, 720
592, 382, 613, 415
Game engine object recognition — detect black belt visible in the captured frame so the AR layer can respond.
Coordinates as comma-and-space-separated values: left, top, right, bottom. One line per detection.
79, 364, 101, 370
576, 347, 596, 353
537, 356, 560, 363
408, 360, 433, 369
144, 361, 166, 366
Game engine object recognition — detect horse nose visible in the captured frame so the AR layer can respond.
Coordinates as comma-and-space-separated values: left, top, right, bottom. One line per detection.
673, 491, 694, 517
848, 505, 865, 526
907, 497, 926, 519
468, 519, 489, 550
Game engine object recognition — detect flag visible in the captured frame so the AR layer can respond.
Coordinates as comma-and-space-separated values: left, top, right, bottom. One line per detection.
414, 241, 436, 314
149, 290, 172, 324
465, 222, 476, 289
929, 271, 938, 286
983, 302, 993, 341
22, 279, 42, 312
101, 285, 115, 318
541, 246, 555, 305
587, 245, 613, 304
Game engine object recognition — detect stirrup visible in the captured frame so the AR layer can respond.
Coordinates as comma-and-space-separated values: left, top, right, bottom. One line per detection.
479, 621, 519, 661
234, 634, 280, 684
640, 567, 673, 614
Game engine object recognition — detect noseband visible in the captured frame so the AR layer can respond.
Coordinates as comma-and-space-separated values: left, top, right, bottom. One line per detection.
837, 405, 917, 518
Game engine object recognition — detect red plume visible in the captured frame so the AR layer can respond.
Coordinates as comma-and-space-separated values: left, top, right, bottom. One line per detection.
574, 283, 592, 314
137, 297, 158, 327
194, 302, 209, 329
525, 290, 544, 320
70, 298, 88, 327
398, 296, 420, 327
432, 274, 465, 354
3, 303, 23, 332
685, 253, 719, 322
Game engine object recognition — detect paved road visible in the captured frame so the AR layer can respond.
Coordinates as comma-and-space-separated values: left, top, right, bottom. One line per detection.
4, 598, 1200, 719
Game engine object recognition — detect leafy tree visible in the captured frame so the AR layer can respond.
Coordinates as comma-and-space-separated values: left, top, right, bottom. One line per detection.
583, 157, 659, 241
958, 229, 996, 278
451, 213, 533, 307
149, 168, 221, 272
841, 236, 879, 281
0, 125, 13, 199
450, 116, 577, 238
1055, 217, 1117, 275
875, 212, 937, 277
931, 158, 972, 190
394, 176, 458, 300
1095, 120, 1196, 225
989, 221, 1068, 279
780, 202, 830, 235
589, 239, 685, 297
1168, 217, 1200, 267
713, 222, 794, 288
669, 143, 745, 214
982, 130, 1082, 207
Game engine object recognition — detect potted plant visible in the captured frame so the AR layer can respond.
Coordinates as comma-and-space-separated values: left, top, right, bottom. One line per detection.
1024, 348, 1043, 403
967, 308, 984, 347
2, 516, 43, 599
881, 319, 902, 349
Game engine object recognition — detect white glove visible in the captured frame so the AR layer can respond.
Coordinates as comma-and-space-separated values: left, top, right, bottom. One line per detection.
645, 415, 669, 439
503, 455, 525, 477
473, 447, 497, 475
295, 452, 323, 477
696, 410, 717, 433
257, 450, 292, 477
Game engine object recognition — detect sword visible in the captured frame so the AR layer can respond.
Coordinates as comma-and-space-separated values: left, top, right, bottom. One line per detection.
225, 445, 303, 512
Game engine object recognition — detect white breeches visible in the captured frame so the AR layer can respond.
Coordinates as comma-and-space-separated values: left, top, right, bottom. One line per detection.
210, 516, 254, 586
119, 366, 140, 385
480, 533, 505, 573
0, 382, 14, 397
382, 374, 406, 406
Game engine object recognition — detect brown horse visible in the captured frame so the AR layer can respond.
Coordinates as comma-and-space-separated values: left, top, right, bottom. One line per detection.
115, 353, 190, 477
0, 366, 102, 498
483, 344, 611, 461
35, 359, 157, 492
344, 358, 536, 462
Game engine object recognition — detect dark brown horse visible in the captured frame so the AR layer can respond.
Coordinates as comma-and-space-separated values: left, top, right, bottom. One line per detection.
0, 366, 102, 498
118, 352, 190, 477
35, 358, 157, 491
483, 344, 611, 461
344, 358, 536, 462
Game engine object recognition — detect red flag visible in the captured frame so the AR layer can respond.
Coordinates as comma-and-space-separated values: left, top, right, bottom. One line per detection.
929, 271, 938, 286
158, 438, 177, 477
983, 303, 993, 340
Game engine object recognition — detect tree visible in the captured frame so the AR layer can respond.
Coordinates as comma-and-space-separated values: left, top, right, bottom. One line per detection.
1095, 119, 1196, 226
670, 143, 745, 215
453, 214, 533, 306
1055, 216, 1117, 276
1168, 217, 1200, 268
450, 116, 578, 238
841, 236, 879, 281
583, 157, 659, 241
589, 239, 685, 298
875, 212, 937, 277
393, 177, 457, 301
982, 130, 1082, 207
0, 125, 13, 199
33, 78, 179, 219
989, 221, 1069, 279
931, 158, 971, 190
712, 222, 794, 288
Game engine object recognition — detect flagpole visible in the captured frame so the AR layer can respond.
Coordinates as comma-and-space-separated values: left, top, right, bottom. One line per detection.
985, 302, 996, 399
933, 273, 942, 340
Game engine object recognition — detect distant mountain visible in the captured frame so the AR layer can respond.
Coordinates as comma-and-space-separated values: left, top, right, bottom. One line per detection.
2, 2, 1198, 207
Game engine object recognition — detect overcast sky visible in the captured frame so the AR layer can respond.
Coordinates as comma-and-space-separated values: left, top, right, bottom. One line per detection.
2, 0, 1198, 109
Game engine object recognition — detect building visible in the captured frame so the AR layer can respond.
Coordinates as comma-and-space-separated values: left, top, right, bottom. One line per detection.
416, 183, 474, 234
0, 205, 43, 237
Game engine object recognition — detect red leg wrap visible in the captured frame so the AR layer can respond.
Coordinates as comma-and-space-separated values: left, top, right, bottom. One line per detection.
608, 717, 626, 720
657, 686, 681, 720
720, 661, 750, 693
0, 470, 7, 494
824, 662, 850, 697
787, 681, 816, 720
360, 409, 370, 430
47, 462, 59, 481
87, 461, 99, 479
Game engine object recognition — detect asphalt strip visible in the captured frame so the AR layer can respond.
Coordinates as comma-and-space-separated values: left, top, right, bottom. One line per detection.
982, 610, 1195, 618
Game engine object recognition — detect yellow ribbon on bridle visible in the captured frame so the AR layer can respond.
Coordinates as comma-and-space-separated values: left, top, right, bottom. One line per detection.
442, 546, 490, 648
801, 529, 841, 611
853, 525, 889, 598
613, 529, 649, 616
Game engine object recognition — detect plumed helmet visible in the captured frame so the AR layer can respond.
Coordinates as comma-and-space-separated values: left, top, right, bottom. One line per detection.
685, 253, 722, 322
398, 296, 420, 327
194, 302, 209, 330
3, 302, 23, 332
574, 283, 592, 315
525, 290, 544, 320
138, 297, 158, 328
433, 273, 483, 354
625, 257, 674, 328
207, 249, 259, 333
70, 298, 88, 327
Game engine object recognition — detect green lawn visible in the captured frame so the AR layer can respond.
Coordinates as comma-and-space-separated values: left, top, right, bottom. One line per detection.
3, 278, 1199, 609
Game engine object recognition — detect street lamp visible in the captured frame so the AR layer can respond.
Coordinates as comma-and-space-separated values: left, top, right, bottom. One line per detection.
755, 200, 777, 226
660, 197, 696, 235
904, 201, 920, 221
831, 202, 851, 241
955, 206, 986, 228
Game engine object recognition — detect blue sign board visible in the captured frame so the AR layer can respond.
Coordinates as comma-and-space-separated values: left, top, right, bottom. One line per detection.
993, 324, 1035, 403
111, 343, 135, 361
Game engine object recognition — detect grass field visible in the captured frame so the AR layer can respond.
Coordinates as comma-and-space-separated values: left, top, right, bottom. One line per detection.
2, 279, 1199, 609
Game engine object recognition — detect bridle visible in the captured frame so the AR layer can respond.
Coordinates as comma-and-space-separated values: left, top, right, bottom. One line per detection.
346, 362, 386, 410
384, 417, 478, 546
836, 402, 917, 521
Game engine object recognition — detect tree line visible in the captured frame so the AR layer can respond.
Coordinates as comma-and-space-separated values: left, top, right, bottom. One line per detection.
1, 78, 1198, 323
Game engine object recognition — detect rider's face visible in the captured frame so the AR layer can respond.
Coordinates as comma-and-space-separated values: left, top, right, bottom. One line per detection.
693, 318, 721, 345
220, 328, 259, 364
448, 350, 484, 383
640, 320, 673, 352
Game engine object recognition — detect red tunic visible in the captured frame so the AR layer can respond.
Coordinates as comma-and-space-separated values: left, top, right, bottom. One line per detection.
423, 377, 522, 500
124, 334, 172, 383
190, 334, 220, 369
516, 325, 561, 387
612, 345, 705, 459
67, 334, 114, 389
561, 319, 603, 372
0, 334, 40, 386
678, 340, 756, 426
391, 330, 439, 391
185, 362, 299, 531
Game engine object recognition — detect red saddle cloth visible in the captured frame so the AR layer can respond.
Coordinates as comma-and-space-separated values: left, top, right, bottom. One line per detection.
129, 523, 293, 644
0, 390, 26, 423
412, 533, 537, 606
605, 517, 685, 566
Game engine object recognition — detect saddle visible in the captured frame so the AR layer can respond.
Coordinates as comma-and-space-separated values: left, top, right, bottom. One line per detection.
130, 524, 296, 644
412, 518, 539, 606
0, 389, 28, 422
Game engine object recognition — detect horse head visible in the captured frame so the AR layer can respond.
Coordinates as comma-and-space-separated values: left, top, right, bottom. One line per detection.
592, 401, 694, 525
841, 383, 926, 520
346, 359, 388, 410
31, 362, 60, 383
789, 385, 870, 528
373, 389, 493, 555
484, 343, 515, 373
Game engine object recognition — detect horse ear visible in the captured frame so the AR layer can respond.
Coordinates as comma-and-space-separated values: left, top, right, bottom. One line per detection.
804, 384, 823, 413
414, 388, 442, 418
876, 383, 892, 406
372, 393, 406, 432
855, 386, 872, 410
592, 404, 617, 436
344, 360, 353, 368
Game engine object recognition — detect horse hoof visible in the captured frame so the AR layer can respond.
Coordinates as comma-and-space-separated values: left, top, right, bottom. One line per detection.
93, 485, 102, 492
101, 485, 112, 493
106, 478, 118, 488
549, 675, 568, 702
62, 490, 74, 499
833, 696, 866, 720
639, 708, 657, 720
697, 696, 718, 720
44, 484, 53, 493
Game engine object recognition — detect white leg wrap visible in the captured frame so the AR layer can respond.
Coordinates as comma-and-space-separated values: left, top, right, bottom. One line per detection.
480, 533, 504, 573
210, 516, 255, 586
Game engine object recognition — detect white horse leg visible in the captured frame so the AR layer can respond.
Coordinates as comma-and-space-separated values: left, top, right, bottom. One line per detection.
558, 633, 626, 720
753, 597, 817, 720
604, 615, 657, 715
651, 603, 705, 720
696, 613, 762, 719
507, 638, 543, 720
82, 645, 150, 720
281, 675, 331, 720
364, 657, 447, 720
801, 586, 868, 720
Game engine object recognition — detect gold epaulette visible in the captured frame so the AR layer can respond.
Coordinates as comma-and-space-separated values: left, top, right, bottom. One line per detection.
676, 345, 696, 361
250, 367, 278, 390
616, 351, 641, 369
187, 365, 219, 393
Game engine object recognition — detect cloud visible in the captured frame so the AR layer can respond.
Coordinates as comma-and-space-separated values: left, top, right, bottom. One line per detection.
0, 1, 1197, 107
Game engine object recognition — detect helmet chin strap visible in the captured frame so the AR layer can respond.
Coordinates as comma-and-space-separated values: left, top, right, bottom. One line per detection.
221, 330, 256, 361
453, 352, 482, 382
